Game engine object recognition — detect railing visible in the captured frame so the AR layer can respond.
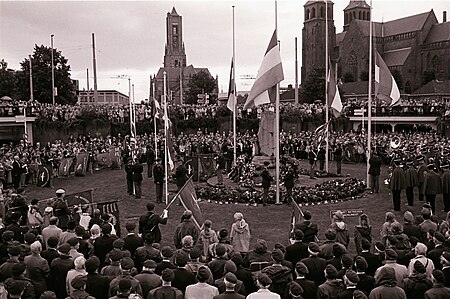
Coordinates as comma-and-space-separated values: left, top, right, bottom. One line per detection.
345, 105, 444, 117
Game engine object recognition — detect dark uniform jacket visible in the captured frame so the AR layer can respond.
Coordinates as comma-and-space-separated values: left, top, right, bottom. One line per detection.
139, 212, 167, 244
85, 272, 111, 299
390, 166, 406, 191
405, 166, 419, 188
174, 165, 188, 188
132, 163, 143, 182
443, 170, 450, 194
368, 156, 382, 176
261, 168, 272, 189
284, 170, 295, 188
125, 163, 133, 181
424, 171, 442, 195
153, 164, 164, 184
123, 233, 144, 258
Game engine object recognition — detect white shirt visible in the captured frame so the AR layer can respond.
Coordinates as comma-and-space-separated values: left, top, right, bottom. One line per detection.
246, 289, 281, 299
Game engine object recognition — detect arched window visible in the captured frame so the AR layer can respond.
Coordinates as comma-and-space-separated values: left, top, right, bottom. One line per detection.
353, 11, 356, 19
432, 55, 440, 71
320, 7, 324, 18
311, 7, 316, 18
359, 11, 362, 19
349, 13, 353, 22
306, 9, 310, 20
345, 13, 348, 25
348, 51, 358, 81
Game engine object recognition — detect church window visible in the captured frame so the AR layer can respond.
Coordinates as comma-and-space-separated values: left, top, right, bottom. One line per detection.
306, 9, 310, 20
311, 7, 316, 18
359, 11, 362, 20
320, 7, 324, 18
173, 25, 178, 35
345, 13, 348, 24
349, 13, 353, 22
353, 11, 356, 19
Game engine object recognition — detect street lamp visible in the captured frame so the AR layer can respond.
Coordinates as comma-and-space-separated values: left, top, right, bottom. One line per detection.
51, 34, 55, 105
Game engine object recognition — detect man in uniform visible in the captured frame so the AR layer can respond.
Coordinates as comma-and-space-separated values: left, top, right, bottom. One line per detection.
174, 158, 188, 191
334, 144, 342, 175
442, 163, 450, 212
139, 202, 168, 244
132, 157, 143, 199
417, 156, 427, 201
389, 158, 406, 211
405, 159, 419, 206
146, 145, 155, 178
125, 158, 133, 195
261, 161, 272, 206
153, 158, 164, 204
216, 153, 226, 185
283, 165, 294, 203
423, 163, 442, 214
52, 189, 70, 230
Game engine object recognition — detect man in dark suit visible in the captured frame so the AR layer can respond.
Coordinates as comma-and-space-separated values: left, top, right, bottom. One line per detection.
11, 155, 21, 190
174, 159, 188, 191
153, 158, 164, 204
293, 261, 317, 299
423, 163, 442, 214
301, 242, 326, 286
368, 152, 382, 194
285, 229, 309, 275
132, 158, 144, 199
359, 239, 382, 277
155, 246, 177, 275
93, 224, 118, 269
146, 145, 155, 178
354, 256, 375, 296
40, 236, 60, 267
442, 163, 450, 212
261, 161, 272, 206
125, 158, 134, 195
123, 222, 143, 259
427, 232, 446, 270
389, 158, 406, 211
334, 144, 343, 175
138, 202, 168, 244
216, 153, 226, 185
440, 252, 450, 287
417, 156, 427, 201
172, 252, 197, 295
85, 256, 111, 299
283, 165, 295, 203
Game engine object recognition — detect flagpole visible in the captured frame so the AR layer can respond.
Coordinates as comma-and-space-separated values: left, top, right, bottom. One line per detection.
367, 0, 373, 187
325, 0, 329, 173
163, 72, 169, 205
275, 0, 281, 205
232, 5, 237, 167
152, 80, 158, 160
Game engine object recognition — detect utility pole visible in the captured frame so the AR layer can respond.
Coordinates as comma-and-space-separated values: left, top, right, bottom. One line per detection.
92, 33, 98, 104
29, 55, 34, 102
51, 34, 55, 105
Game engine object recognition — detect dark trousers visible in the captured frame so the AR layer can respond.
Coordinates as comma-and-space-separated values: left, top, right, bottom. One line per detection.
262, 187, 269, 206
392, 190, 401, 211
336, 161, 341, 174
426, 194, 436, 214
418, 183, 424, 201
286, 187, 293, 203
443, 193, 450, 212
406, 187, 414, 206
155, 182, 163, 203
127, 179, 133, 195
370, 175, 379, 193
134, 180, 142, 198
217, 169, 223, 184
309, 164, 315, 179
147, 163, 153, 178
12, 175, 20, 190
319, 160, 324, 171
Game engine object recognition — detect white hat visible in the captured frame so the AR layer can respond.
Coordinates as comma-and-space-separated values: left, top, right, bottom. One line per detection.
44, 207, 53, 213
56, 189, 65, 194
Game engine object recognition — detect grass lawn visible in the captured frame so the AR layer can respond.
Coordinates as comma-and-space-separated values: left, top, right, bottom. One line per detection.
25, 160, 449, 254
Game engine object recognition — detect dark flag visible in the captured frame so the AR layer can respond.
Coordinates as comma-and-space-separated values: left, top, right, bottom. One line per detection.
184, 157, 199, 181
75, 153, 89, 176
65, 189, 94, 207
59, 157, 73, 176
178, 177, 203, 229
36, 165, 50, 187
97, 201, 121, 237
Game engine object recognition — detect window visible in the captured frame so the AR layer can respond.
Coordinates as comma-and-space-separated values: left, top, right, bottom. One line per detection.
306, 9, 310, 20
320, 7, 324, 18
172, 25, 178, 35
348, 51, 358, 81
359, 11, 362, 19
311, 7, 316, 18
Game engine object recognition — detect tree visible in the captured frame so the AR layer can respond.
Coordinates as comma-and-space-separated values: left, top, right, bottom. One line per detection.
16, 44, 76, 104
422, 70, 435, 86
300, 68, 325, 103
185, 71, 216, 104
0, 60, 19, 98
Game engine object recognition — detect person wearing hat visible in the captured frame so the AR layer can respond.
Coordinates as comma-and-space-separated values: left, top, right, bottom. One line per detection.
389, 158, 406, 211
440, 251, 450, 287
405, 159, 419, 206
49, 243, 72, 298
171, 251, 197, 295
402, 211, 423, 243
354, 256, 375, 296
134, 233, 162, 272
85, 256, 110, 299
138, 201, 168, 244
41, 216, 62, 249
93, 224, 118, 270
286, 229, 309, 272
125, 158, 134, 195
52, 189, 70, 230
39, 291, 57, 299
318, 264, 344, 299
230, 252, 257, 295
301, 242, 326, 286
338, 270, 360, 299
318, 229, 339, 260
173, 158, 188, 193
153, 157, 164, 204
70, 275, 95, 299
67, 237, 84, 261
370, 267, 406, 299
417, 155, 427, 202
108, 278, 132, 299
368, 151, 382, 194
428, 232, 446, 270
260, 161, 272, 206
295, 211, 318, 243
3, 263, 35, 299
441, 161, 450, 209
403, 260, 433, 299
134, 260, 162, 299
330, 210, 350, 249
260, 249, 292, 297
100, 248, 123, 277
173, 210, 199, 250
354, 214, 372, 256
155, 246, 177, 276
108, 257, 143, 297
0, 245, 22, 282
246, 273, 279, 299
424, 269, 450, 298
132, 157, 144, 199
148, 268, 183, 299
123, 222, 144, 258
375, 248, 409, 288
59, 219, 78, 245
293, 261, 316, 299
423, 163, 442, 214
185, 266, 219, 299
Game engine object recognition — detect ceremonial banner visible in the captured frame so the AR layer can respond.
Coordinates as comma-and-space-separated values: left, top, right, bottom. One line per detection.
65, 189, 94, 207
36, 165, 50, 187
178, 178, 203, 229
75, 153, 89, 176
198, 154, 215, 177
59, 157, 73, 176
227, 58, 236, 111
97, 200, 121, 237
184, 157, 199, 181
290, 200, 303, 238
97, 152, 112, 168
327, 63, 343, 117
375, 50, 401, 106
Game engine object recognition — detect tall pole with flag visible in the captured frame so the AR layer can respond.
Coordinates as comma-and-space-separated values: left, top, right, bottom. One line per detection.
153, 79, 158, 160
232, 5, 237, 167
367, 0, 373, 187
163, 72, 168, 205
325, 0, 330, 173
274, 1, 281, 204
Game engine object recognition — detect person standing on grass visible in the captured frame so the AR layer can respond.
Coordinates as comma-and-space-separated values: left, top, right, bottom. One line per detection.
153, 158, 164, 204
334, 143, 343, 175
405, 159, 419, 207
330, 211, 350, 249
125, 158, 134, 195
132, 157, 143, 199
417, 155, 427, 201
283, 165, 295, 203
441, 163, 450, 212
354, 214, 372, 256
230, 212, 250, 254
308, 150, 317, 179
368, 152, 382, 194
389, 158, 406, 212
146, 145, 155, 178
423, 163, 442, 214
261, 161, 272, 206
216, 153, 226, 186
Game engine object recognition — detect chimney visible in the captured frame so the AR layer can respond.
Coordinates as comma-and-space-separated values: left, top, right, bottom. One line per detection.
444, 11, 447, 23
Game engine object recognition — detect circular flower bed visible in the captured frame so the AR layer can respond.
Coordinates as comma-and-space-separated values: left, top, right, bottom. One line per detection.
297, 168, 342, 178
196, 177, 366, 205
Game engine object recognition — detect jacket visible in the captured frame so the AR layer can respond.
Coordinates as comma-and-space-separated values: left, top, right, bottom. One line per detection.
442, 170, 450, 194
230, 220, 250, 253
132, 163, 143, 182
174, 219, 199, 249
390, 166, 406, 191
369, 267, 407, 299
405, 166, 419, 188
262, 264, 292, 298
261, 168, 272, 189
423, 171, 442, 195
330, 221, 350, 248
403, 272, 433, 299
318, 279, 345, 299
368, 156, 382, 176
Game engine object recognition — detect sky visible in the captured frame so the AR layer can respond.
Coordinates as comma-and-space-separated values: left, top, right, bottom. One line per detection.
1, 0, 449, 102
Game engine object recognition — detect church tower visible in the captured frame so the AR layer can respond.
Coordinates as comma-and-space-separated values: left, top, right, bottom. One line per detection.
343, 0, 370, 31
164, 7, 186, 68
301, 0, 336, 85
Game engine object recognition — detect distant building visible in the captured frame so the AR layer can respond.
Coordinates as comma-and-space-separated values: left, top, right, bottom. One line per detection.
150, 7, 217, 105
77, 90, 129, 106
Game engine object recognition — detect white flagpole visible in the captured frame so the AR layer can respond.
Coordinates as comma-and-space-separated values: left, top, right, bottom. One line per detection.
367, 0, 373, 187
275, 1, 281, 205
152, 80, 158, 160
325, 0, 329, 173
232, 5, 237, 167
163, 72, 169, 205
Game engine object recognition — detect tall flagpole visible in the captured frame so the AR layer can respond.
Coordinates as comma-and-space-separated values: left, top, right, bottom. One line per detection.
232, 5, 237, 167
367, 0, 373, 187
152, 79, 158, 160
163, 72, 169, 205
325, 0, 330, 173
275, 1, 281, 205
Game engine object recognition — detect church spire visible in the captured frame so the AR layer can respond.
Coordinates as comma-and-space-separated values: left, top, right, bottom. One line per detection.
171, 7, 178, 16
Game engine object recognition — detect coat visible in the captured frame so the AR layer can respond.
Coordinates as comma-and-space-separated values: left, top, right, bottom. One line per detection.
369, 156, 382, 176
424, 283, 450, 299
174, 165, 188, 188
24, 254, 49, 298
148, 285, 184, 299
283, 170, 295, 188
85, 272, 111, 299
442, 170, 450, 194
390, 166, 406, 191
318, 279, 345, 299
330, 221, 350, 248
132, 163, 143, 182
139, 212, 167, 244
369, 267, 407, 299
174, 219, 199, 249
261, 168, 272, 189
405, 166, 419, 188
403, 273, 433, 299
301, 256, 326, 285
153, 164, 164, 184
418, 164, 428, 184
50, 255, 73, 298
424, 171, 442, 195
230, 220, 250, 253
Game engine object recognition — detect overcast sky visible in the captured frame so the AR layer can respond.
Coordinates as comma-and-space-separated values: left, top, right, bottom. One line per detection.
1, 0, 449, 101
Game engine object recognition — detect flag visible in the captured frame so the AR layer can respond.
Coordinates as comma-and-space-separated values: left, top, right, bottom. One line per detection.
75, 153, 88, 176
163, 97, 176, 170
58, 157, 73, 176
243, 30, 284, 110
152, 98, 163, 118
327, 64, 342, 117
227, 58, 236, 111
36, 165, 50, 187
97, 200, 121, 237
65, 189, 94, 207
178, 177, 203, 229
375, 51, 401, 106
289, 200, 303, 240
315, 121, 330, 152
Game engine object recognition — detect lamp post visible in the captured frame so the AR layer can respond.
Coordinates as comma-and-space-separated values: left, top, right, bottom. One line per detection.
51, 34, 55, 105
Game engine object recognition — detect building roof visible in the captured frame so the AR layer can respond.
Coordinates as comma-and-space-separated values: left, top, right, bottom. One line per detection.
155, 65, 212, 80
336, 31, 347, 44
413, 80, 450, 94
352, 20, 383, 37
170, 7, 179, 16
339, 81, 375, 95
304, 0, 333, 7
383, 48, 412, 67
424, 22, 450, 44
344, 0, 370, 11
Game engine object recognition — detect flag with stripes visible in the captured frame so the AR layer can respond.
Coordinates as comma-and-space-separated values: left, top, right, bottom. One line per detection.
243, 30, 284, 110
227, 58, 236, 111
327, 64, 342, 117
375, 50, 401, 106
152, 97, 163, 119
163, 97, 176, 171
97, 200, 121, 237
289, 200, 303, 240
178, 177, 203, 229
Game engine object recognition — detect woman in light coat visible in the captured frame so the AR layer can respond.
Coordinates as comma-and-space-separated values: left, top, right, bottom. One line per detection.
230, 212, 250, 253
